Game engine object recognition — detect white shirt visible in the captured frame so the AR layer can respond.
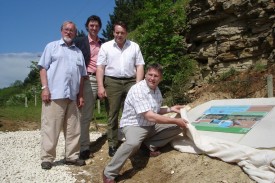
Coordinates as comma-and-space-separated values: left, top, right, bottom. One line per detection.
97, 39, 145, 78
120, 80, 163, 127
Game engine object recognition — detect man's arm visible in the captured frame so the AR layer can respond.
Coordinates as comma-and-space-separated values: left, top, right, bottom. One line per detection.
40, 68, 51, 103
143, 110, 188, 129
158, 105, 185, 115
96, 65, 107, 99
136, 65, 144, 82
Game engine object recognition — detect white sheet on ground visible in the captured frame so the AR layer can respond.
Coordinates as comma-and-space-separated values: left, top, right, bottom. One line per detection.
170, 108, 275, 183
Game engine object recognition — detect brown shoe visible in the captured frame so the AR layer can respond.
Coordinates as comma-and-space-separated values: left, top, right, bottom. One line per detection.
103, 171, 116, 183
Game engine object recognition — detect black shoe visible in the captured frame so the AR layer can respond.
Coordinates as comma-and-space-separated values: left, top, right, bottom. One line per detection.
65, 159, 86, 166
108, 147, 117, 157
79, 150, 91, 160
139, 143, 150, 157
139, 144, 161, 157
41, 161, 52, 170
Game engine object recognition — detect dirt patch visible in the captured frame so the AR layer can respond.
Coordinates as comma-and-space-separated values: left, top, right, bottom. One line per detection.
70, 134, 253, 183
0, 119, 40, 132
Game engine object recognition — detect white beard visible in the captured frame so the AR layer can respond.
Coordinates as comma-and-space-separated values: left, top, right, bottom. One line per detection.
63, 37, 73, 44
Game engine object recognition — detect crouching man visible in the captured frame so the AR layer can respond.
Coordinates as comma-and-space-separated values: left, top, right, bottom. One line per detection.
103, 63, 188, 182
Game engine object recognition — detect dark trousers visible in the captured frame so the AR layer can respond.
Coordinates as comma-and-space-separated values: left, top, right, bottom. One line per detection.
104, 76, 135, 147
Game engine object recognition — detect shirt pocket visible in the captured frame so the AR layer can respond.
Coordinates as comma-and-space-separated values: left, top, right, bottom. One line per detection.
76, 57, 83, 66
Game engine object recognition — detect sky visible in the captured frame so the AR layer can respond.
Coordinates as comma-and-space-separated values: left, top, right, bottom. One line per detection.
0, 0, 116, 89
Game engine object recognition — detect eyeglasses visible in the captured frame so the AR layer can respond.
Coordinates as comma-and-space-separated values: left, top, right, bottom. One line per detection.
63, 28, 75, 33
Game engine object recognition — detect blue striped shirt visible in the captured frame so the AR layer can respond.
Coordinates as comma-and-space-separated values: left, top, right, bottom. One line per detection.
38, 39, 87, 101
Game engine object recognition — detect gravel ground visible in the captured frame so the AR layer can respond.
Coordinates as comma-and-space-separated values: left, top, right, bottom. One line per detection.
0, 130, 102, 183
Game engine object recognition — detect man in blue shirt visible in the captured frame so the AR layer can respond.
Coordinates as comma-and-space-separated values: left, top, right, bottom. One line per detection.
38, 21, 87, 170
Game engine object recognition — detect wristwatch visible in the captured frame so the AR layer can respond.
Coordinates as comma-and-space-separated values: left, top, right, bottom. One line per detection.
41, 86, 48, 90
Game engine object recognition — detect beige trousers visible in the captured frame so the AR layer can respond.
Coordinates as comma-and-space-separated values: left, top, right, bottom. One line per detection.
40, 99, 81, 163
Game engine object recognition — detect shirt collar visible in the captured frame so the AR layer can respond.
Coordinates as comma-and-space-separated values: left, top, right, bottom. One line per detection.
59, 38, 76, 48
141, 79, 154, 93
112, 39, 130, 48
88, 35, 100, 44
141, 79, 157, 94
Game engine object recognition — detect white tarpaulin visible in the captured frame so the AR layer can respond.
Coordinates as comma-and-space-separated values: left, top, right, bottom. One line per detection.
170, 107, 275, 183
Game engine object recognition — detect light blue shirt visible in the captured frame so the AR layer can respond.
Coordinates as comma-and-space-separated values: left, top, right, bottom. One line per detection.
38, 39, 87, 101
120, 80, 163, 127
97, 40, 145, 78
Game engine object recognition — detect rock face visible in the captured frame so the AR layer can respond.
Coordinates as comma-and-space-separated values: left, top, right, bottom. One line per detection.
186, 0, 275, 81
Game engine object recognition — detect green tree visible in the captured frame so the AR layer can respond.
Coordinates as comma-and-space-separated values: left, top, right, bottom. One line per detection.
102, 0, 146, 40
129, 0, 196, 104
0, 61, 41, 106
23, 61, 40, 87
77, 30, 86, 37
0, 86, 25, 106
10, 80, 23, 87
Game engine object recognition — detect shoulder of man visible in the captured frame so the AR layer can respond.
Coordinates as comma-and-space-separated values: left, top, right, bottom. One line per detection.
124, 40, 140, 49
99, 39, 113, 48
132, 80, 145, 91
44, 40, 60, 49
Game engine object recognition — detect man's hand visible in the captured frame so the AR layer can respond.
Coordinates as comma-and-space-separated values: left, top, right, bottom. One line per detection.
97, 86, 107, 100
77, 96, 84, 108
175, 118, 189, 129
96, 65, 106, 100
171, 105, 186, 114
41, 88, 51, 103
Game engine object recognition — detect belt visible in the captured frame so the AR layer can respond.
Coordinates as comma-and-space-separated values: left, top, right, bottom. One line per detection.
87, 72, 96, 76
106, 76, 135, 80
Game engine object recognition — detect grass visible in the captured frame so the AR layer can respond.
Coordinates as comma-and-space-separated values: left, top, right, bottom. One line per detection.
253, 63, 267, 72
0, 101, 108, 124
93, 108, 108, 124
0, 104, 42, 122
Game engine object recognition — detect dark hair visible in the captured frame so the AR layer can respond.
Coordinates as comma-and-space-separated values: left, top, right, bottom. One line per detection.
113, 21, 128, 32
146, 63, 163, 76
85, 15, 102, 30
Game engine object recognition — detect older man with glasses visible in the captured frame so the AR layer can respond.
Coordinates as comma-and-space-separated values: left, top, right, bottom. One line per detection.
38, 21, 87, 170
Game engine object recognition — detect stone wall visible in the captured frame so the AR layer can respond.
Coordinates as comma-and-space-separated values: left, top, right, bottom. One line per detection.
186, 0, 275, 82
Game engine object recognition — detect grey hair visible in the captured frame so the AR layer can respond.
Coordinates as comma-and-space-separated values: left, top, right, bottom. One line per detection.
60, 21, 77, 33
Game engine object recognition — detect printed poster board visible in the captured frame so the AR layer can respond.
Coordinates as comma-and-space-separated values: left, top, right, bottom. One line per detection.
192, 105, 274, 134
